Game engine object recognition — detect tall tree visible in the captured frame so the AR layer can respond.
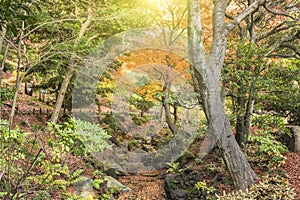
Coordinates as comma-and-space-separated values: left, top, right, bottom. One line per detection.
187, 0, 265, 190
225, 0, 299, 146
46, 0, 152, 122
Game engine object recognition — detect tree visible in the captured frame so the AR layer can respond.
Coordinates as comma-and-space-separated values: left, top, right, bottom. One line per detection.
46, 0, 152, 123
0, 0, 39, 127
256, 59, 300, 124
187, 0, 268, 190
224, 0, 299, 146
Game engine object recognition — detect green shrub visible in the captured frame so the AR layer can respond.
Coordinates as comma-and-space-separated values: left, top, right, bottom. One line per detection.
0, 86, 14, 105
252, 114, 289, 133
0, 120, 84, 199
247, 131, 288, 168
0, 119, 112, 199
74, 119, 112, 154
48, 118, 111, 158
216, 176, 296, 200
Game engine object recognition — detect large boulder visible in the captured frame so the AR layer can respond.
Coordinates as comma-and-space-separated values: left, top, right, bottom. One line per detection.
73, 176, 131, 199
280, 125, 300, 152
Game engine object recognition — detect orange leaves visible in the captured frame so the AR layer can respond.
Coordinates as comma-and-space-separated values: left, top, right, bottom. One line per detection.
117, 49, 191, 79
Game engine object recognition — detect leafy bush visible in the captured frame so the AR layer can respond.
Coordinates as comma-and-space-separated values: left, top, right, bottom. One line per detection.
0, 119, 112, 199
194, 181, 216, 197
130, 112, 150, 125
166, 162, 183, 174
216, 176, 296, 200
247, 131, 288, 168
0, 120, 84, 199
0, 85, 14, 105
48, 118, 111, 158
252, 114, 289, 133
74, 119, 112, 154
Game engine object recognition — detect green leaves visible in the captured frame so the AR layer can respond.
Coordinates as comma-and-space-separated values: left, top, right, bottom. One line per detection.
48, 118, 111, 158
217, 176, 296, 200
0, 0, 39, 36
247, 131, 288, 168
256, 59, 300, 124
0, 86, 14, 106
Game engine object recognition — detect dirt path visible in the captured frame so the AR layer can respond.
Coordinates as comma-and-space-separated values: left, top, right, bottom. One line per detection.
282, 152, 300, 199
116, 171, 166, 200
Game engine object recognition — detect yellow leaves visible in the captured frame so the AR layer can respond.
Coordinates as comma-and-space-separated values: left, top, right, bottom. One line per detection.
135, 82, 162, 101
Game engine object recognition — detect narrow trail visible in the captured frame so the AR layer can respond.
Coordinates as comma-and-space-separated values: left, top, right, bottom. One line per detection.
116, 171, 167, 200
282, 152, 300, 199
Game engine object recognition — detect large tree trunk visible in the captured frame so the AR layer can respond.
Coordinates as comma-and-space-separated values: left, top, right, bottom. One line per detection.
188, 0, 258, 190
208, 87, 257, 190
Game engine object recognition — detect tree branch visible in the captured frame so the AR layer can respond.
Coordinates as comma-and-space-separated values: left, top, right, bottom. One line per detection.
257, 21, 298, 41
263, 3, 298, 20
225, 0, 265, 34
265, 30, 300, 56
267, 53, 299, 58
279, 43, 300, 56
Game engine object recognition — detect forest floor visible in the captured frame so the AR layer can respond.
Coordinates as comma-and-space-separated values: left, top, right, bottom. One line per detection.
115, 148, 300, 200
1, 92, 299, 199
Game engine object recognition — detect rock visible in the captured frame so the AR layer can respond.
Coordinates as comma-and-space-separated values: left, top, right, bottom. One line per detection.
133, 133, 143, 139
125, 162, 145, 174
164, 174, 187, 200
128, 151, 146, 162
164, 168, 212, 200
137, 165, 156, 173
164, 174, 176, 199
142, 144, 155, 151
174, 189, 188, 199
73, 177, 97, 199
282, 126, 300, 152
290, 126, 300, 152
143, 136, 152, 144
108, 161, 129, 177
106, 176, 131, 192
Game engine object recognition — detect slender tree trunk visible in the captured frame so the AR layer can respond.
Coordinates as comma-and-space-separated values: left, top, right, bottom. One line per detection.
0, 27, 6, 53
188, 0, 257, 190
162, 75, 178, 134
235, 63, 247, 146
0, 27, 7, 107
50, 3, 92, 123
50, 66, 74, 122
0, 42, 9, 122
235, 3, 257, 146
244, 77, 256, 153
9, 22, 24, 129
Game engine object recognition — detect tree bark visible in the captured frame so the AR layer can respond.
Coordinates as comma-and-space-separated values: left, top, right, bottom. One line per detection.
188, 0, 258, 190
0, 26, 6, 53
162, 74, 178, 134
50, 66, 74, 122
9, 22, 24, 129
235, 3, 257, 147
50, 4, 92, 123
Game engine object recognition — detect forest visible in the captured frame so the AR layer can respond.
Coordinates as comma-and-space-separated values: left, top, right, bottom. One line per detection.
0, 0, 299, 199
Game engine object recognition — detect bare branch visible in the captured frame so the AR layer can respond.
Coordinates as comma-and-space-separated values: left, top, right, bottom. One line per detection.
280, 43, 300, 56
225, 0, 265, 34
257, 21, 298, 41
265, 30, 300, 56
268, 53, 299, 58
225, 13, 234, 20
263, 3, 298, 20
